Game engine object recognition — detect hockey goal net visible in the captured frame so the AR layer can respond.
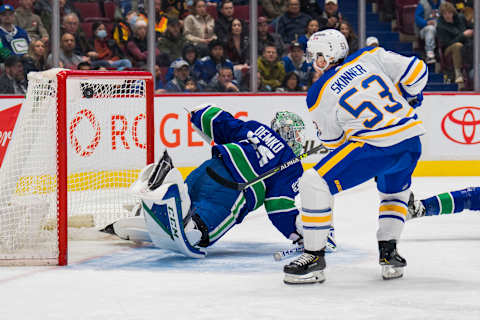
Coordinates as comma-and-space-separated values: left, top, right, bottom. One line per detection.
0, 69, 154, 265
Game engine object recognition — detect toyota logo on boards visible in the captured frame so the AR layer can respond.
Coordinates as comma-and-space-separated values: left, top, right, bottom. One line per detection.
441, 106, 480, 145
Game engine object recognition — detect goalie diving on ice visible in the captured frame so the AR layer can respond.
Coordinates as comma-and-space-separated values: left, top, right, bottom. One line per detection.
101, 104, 336, 258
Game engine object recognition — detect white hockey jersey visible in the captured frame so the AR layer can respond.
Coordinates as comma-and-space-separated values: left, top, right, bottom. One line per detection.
306, 46, 427, 148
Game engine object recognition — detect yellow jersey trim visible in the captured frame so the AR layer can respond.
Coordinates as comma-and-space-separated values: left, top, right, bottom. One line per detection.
404, 60, 425, 85
352, 120, 422, 140
310, 47, 380, 112
317, 141, 365, 176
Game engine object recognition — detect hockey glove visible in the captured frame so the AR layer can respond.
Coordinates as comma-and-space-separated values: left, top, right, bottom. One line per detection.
407, 93, 423, 109
288, 231, 304, 246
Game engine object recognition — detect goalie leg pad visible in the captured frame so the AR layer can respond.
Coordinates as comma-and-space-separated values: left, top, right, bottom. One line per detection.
141, 183, 206, 258
112, 216, 151, 242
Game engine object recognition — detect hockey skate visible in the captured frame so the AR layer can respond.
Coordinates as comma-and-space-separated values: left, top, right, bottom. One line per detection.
407, 193, 426, 220
283, 249, 326, 284
379, 240, 407, 280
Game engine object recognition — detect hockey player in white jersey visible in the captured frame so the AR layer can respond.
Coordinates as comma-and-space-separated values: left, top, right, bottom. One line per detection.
283, 29, 428, 284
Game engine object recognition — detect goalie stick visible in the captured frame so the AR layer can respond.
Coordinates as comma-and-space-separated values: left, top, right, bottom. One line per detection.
206, 144, 328, 191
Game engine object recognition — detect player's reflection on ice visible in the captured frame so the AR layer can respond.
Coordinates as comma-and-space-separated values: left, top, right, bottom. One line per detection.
70, 242, 367, 272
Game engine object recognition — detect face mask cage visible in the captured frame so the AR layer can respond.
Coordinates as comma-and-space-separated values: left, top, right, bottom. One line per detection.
271, 112, 305, 156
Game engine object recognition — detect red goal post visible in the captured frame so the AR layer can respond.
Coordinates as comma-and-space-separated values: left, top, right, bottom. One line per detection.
0, 69, 154, 266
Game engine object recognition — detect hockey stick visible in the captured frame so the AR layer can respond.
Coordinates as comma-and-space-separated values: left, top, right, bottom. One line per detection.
273, 245, 304, 261
147, 149, 173, 190
206, 144, 328, 191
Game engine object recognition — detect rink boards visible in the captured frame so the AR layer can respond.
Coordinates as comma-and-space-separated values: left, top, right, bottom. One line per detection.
0, 93, 479, 179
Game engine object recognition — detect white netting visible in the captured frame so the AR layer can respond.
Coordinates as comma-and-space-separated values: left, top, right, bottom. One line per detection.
0, 70, 150, 265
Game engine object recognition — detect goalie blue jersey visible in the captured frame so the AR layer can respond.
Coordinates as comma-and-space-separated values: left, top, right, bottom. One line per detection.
190, 105, 302, 240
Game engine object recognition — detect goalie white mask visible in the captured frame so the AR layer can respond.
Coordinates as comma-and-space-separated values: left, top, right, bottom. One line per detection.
306, 29, 349, 72
271, 111, 305, 156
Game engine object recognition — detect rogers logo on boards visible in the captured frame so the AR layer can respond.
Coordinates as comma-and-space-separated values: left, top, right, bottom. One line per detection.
0, 104, 22, 169
441, 106, 480, 145
70, 109, 101, 157
69, 108, 147, 157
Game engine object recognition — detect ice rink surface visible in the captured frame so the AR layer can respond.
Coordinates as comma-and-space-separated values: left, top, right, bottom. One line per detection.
1, 177, 479, 320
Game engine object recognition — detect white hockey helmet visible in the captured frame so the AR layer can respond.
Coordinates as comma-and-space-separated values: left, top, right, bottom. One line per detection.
306, 29, 349, 72
271, 111, 305, 156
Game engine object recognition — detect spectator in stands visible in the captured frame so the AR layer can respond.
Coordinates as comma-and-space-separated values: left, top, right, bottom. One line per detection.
366, 36, 379, 47
47, 32, 85, 69
281, 41, 312, 90
165, 43, 199, 82
35, 0, 80, 33
163, 0, 189, 20
111, 18, 133, 55
225, 18, 249, 65
154, 64, 166, 93
321, 0, 342, 29
207, 65, 240, 92
154, 0, 169, 35
298, 18, 320, 52
258, 44, 285, 91
437, 1, 473, 88
183, 0, 216, 56
62, 13, 97, 60
14, 0, 48, 43
214, 0, 239, 45
92, 22, 133, 70
0, 5, 30, 58
126, 10, 148, 30
260, 0, 287, 22
185, 77, 199, 92
447, 0, 472, 14
183, 44, 199, 72
22, 39, 48, 75
127, 19, 160, 67
0, 55, 27, 94
339, 21, 359, 55
299, 0, 326, 27
277, 0, 311, 44
194, 39, 234, 88
276, 71, 302, 92
257, 16, 285, 57
157, 17, 186, 66
165, 59, 191, 92
415, 0, 442, 64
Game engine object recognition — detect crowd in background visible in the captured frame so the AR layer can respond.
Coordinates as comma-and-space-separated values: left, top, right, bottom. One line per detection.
0, 0, 475, 94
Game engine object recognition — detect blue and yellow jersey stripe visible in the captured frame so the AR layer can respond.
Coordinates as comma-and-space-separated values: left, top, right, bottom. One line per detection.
396, 57, 427, 96
314, 141, 365, 176
307, 46, 381, 112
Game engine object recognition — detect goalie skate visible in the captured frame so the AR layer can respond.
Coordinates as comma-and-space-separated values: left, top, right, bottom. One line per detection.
379, 240, 407, 280
283, 250, 326, 284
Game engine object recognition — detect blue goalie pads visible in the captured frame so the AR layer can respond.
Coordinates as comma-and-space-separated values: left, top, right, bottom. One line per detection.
141, 183, 206, 258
